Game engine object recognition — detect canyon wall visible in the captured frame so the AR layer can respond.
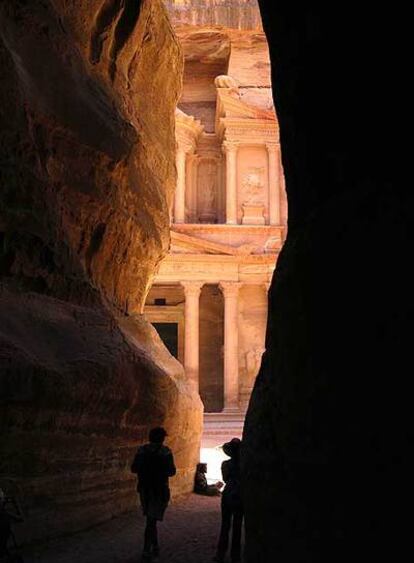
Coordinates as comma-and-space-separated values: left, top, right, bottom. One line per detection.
164, 0, 262, 30
0, 0, 202, 542
243, 3, 412, 562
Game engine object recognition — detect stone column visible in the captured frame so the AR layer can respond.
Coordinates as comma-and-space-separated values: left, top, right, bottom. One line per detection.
186, 154, 198, 223
266, 142, 281, 225
175, 147, 187, 224
181, 282, 203, 391
223, 141, 239, 225
220, 281, 241, 412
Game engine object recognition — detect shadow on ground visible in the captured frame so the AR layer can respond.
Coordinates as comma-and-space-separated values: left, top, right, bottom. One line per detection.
20, 495, 243, 563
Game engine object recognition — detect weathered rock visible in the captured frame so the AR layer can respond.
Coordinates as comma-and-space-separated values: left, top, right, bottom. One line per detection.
1, 0, 182, 313
164, 0, 262, 30
243, 3, 412, 562
0, 286, 202, 542
0, 0, 202, 542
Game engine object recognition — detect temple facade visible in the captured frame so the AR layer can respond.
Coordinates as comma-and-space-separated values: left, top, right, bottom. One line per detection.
145, 16, 287, 413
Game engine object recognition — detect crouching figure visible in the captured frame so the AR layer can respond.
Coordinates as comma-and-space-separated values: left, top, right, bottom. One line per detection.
194, 463, 223, 496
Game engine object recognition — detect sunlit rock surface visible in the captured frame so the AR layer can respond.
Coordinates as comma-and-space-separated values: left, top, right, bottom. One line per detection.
0, 0, 202, 542
164, 0, 262, 30
243, 3, 412, 562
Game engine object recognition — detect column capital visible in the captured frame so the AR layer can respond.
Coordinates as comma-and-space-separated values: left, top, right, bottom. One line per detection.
265, 141, 280, 152
181, 281, 204, 297
219, 281, 242, 297
176, 141, 193, 155
222, 140, 240, 154
187, 153, 200, 164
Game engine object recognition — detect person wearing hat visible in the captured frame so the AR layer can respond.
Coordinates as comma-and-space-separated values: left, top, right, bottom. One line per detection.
131, 427, 176, 561
213, 437, 243, 563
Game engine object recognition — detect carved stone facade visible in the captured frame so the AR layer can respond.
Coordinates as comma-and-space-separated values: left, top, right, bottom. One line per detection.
145, 17, 287, 412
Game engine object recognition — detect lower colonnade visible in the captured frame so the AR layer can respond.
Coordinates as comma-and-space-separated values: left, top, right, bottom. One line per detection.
145, 275, 272, 414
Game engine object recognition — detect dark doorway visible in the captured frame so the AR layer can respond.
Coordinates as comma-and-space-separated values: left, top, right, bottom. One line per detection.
199, 284, 224, 412
153, 322, 179, 359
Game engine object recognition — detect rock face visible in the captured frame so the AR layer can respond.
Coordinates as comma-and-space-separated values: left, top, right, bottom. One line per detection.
243, 3, 412, 563
164, 0, 262, 30
0, 0, 202, 542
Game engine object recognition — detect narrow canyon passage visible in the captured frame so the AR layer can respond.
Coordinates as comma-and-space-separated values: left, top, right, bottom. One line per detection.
1, 1, 411, 562
20, 419, 245, 562
21, 495, 232, 563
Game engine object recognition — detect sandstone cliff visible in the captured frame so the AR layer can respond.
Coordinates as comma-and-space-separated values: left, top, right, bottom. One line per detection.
164, 0, 262, 30
0, 0, 202, 542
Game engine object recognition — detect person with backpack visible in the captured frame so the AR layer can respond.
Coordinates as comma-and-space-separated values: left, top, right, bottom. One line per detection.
213, 438, 243, 563
131, 427, 176, 561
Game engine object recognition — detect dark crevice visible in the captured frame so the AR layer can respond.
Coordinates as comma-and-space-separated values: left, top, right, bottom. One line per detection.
109, 0, 143, 81
90, 0, 123, 65
85, 222, 106, 274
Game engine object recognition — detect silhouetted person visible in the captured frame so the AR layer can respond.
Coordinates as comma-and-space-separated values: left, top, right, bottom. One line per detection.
194, 463, 223, 496
0, 489, 24, 562
213, 438, 243, 563
131, 427, 176, 561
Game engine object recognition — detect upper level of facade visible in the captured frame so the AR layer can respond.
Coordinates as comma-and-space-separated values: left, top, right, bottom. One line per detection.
174, 75, 286, 231
172, 21, 287, 236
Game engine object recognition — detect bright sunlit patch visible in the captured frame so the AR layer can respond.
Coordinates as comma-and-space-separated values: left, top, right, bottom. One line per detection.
200, 446, 229, 485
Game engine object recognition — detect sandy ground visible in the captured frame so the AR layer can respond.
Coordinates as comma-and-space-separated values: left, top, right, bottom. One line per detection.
19, 494, 244, 563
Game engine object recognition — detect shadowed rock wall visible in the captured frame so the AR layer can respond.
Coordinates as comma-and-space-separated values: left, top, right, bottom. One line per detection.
0, 0, 202, 542
243, 3, 412, 562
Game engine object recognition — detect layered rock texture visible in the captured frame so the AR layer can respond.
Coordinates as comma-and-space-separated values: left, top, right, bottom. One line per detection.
164, 0, 262, 30
0, 0, 202, 542
243, 3, 412, 562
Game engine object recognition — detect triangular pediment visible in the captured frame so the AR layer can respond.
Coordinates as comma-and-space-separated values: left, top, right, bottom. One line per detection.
170, 230, 257, 256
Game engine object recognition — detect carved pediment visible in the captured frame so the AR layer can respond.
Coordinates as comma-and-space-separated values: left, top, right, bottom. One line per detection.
170, 230, 257, 256
216, 89, 276, 122
175, 108, 204, 151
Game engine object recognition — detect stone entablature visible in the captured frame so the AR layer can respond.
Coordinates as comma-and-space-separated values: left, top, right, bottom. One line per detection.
170, 224, 284, 254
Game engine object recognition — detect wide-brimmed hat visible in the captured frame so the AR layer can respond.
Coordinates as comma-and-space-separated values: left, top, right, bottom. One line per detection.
222, 437, 241, 457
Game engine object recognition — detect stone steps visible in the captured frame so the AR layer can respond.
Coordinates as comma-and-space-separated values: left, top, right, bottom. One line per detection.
202, 412, 245, 447
201, 412, 246, 481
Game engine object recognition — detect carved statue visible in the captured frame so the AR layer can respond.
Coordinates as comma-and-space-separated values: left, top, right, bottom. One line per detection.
198, 159, 217, 222
242, 167, 265, 205
245, 348, 265, 378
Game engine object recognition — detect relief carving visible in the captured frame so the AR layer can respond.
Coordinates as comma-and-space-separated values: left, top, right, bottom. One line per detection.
241, 167, 266, 224
245, 347, 265, 378
242, 167, 265, 205
198, 158, 217, 223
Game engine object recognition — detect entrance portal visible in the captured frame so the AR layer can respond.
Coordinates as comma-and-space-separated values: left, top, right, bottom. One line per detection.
153, 322, 179, 359
199, 284, 224, 412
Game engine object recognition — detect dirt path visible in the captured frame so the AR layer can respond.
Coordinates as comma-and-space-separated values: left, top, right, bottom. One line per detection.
20, 494, 244, 563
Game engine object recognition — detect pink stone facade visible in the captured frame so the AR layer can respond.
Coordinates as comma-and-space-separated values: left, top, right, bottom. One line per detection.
145, 13, 287, 413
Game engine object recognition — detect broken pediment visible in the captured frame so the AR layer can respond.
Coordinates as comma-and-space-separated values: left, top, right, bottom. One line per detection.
216, 87, 276, 122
